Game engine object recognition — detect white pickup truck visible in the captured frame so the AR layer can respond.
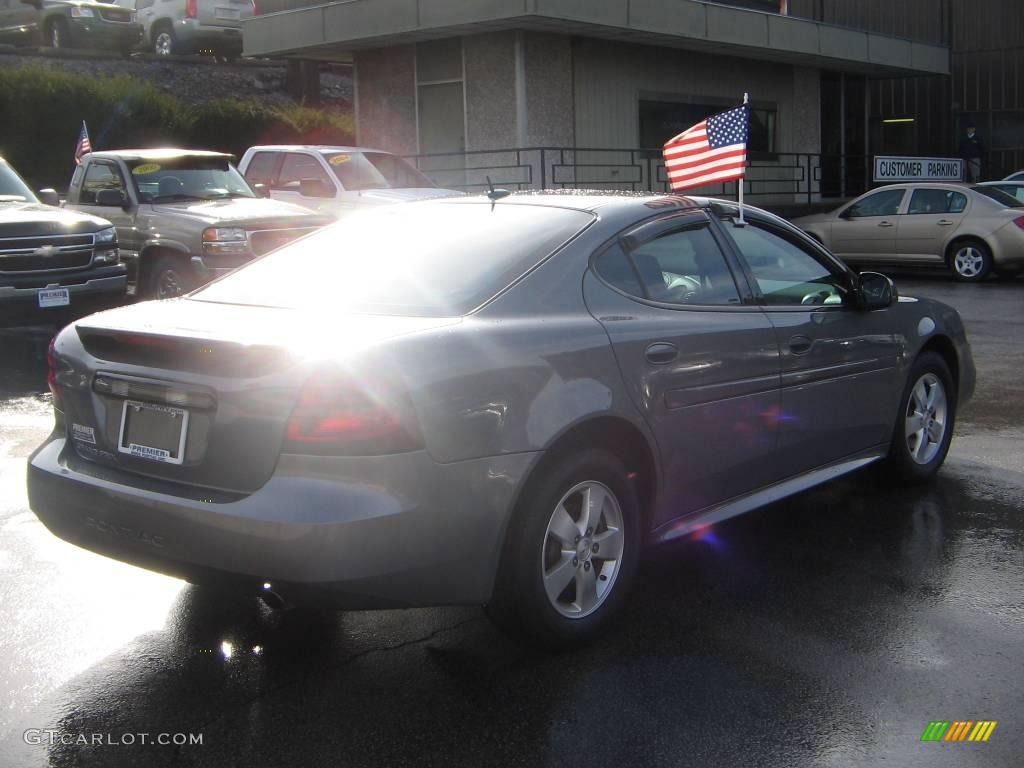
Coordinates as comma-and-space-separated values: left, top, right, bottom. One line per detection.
237, 145, 461, 217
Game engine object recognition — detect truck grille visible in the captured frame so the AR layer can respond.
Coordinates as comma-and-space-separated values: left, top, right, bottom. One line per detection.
248, 227, 319, 257
98, 7, 133, 22
0, 233, 94, 273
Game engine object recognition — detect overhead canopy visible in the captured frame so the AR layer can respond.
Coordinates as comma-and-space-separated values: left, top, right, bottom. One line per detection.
244, 0, 949, 75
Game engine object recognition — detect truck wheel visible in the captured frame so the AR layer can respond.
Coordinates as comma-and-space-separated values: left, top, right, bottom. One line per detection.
149, 255, 196, 300
153, 24, 176, 56
47, 18, 71, 49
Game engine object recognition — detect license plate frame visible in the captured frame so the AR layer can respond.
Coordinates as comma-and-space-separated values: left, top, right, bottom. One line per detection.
117, 400, 189, 465
37, 288, 70, 308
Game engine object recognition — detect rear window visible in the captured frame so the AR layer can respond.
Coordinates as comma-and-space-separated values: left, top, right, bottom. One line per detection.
192, 202, 594, 316
971, 185, 1024, 207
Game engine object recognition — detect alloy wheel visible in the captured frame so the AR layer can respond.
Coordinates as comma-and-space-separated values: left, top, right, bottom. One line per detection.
156, 268, 184, 299
953, 246, 985, 279
541, 481, 624, 619
904, 372, 948, 465
155, 32, 173, 56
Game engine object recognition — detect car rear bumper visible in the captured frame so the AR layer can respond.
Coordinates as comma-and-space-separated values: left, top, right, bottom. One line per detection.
175, 20, 243, 53
28, 433, 535, 609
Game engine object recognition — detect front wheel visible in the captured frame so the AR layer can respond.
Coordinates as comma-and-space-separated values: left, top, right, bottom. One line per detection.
880, 352, 955, 484
949, 240, 992, 282
486, 449, 641, 648
149, 255, 196, 300
153, 27, 177, 56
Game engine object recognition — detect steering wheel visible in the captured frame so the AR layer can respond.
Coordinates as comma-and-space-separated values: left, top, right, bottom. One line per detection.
800, 290, 832, 306
664, 275, 702, 303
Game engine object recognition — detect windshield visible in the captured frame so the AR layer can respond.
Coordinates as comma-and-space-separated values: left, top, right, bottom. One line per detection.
325, 151, 437, 191
971, 185, 1024, 207
0, 161, 38, 203
127, 157, 256, 203
193, 202, 593, 316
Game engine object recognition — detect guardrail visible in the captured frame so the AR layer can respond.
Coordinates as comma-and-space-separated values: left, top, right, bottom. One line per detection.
403, 147, 877, 205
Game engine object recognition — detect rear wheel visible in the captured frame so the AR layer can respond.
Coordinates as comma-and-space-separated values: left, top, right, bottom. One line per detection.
153, 24, 176, 56
949, 239, 992, 282
149, 254, 196, 300
880, 352, 955, 483
486, 449, 640, 648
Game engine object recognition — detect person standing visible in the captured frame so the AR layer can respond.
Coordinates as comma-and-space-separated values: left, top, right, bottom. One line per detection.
960, 125, 984, 182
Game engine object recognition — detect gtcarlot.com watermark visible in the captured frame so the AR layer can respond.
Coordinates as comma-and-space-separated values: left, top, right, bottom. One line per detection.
24, 729, 203, 747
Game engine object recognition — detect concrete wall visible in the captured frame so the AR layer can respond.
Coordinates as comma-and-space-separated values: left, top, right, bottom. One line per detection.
354, 45, 417, 154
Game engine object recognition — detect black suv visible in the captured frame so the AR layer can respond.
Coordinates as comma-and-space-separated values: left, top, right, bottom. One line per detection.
0, 0, 141, 55
0, 157, 127, 326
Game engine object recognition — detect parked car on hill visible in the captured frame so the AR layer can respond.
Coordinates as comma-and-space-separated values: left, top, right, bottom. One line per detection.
979, 180, 1024, 204
29, 192, 974, 647
238, 145, 461, 217
791, 182, 1024, 281
63, 148, 331, 298
0, 155, 126, 325
0, 0, 141, 55
1003, 170, 1024, 182
115, 0, 252, 59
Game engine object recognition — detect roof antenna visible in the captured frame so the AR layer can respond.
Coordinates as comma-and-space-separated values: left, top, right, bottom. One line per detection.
485, 176, 511, 202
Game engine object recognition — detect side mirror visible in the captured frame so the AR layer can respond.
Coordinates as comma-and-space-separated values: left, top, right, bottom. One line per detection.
299, 178, 334, 199
857, 271, 896, 310
252, 182, 271, 198
95, 188, 129, 209
37, 188, 60, 207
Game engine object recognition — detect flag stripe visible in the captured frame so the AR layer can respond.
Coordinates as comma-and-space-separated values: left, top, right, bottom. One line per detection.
666, 146, 748, 169
667, 156, 749, 183
662, 104, 748, 193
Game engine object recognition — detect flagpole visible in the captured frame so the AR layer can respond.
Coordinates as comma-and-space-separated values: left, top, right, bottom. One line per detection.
737, 92, 749, 226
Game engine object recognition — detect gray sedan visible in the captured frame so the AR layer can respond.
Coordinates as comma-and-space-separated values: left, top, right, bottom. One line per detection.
29, 193, 975, 647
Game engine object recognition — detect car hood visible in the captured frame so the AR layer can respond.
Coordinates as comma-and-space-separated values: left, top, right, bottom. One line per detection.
0, 201, 111, 235
790, 210, 835, 226
347, 188, 464, 204
76, 297, 460, 359
150, 197, 322, 225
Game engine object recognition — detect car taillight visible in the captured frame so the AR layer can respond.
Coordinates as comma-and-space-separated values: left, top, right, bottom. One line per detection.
284, 375, 423, 456
186, 0, 198, 18
1013, 216, 1024, 231
47, 336, 62, 410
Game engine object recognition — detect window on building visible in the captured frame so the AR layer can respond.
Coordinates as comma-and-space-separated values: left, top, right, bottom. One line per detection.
639, 99, 777, 155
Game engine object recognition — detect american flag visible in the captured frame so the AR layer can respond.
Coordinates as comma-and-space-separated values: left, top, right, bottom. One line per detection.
663, 104, 749, 191
74, 121, 92, 166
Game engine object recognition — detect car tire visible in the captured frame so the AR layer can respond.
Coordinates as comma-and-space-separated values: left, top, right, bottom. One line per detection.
46, 18, 71, 49
153, 25, 176, 56
879, 351, 955, 484
149, 255, 196, 300
948, 239, 992, 282
486, 449, 641, 649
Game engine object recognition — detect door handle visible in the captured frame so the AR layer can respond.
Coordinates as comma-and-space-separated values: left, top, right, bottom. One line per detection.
878, 221, 894, 228
644, 342, 678, 365
788, 335, 813, 355
937, 219, 954, 225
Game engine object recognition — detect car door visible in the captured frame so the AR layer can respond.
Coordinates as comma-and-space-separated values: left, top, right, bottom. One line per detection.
830, 188, 907, 262
270, 151, 339, 213
723, 216, 901, 478
76, 160, 141, 276
583, 210, 782, 524
895, 187, 968, 263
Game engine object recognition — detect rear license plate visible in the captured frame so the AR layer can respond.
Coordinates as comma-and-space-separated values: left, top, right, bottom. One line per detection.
216, 7, 240, 19
38, 288, 70, 308
118, 400, 189, 464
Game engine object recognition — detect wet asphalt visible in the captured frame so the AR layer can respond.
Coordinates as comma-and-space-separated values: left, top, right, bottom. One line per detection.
0, 277, 1021, 768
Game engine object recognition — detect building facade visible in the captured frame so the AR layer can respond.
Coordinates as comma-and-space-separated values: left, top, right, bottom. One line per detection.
240, 1, 1019, 202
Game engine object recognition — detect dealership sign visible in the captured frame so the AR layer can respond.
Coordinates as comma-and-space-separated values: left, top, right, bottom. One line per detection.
873, 156, 964, 182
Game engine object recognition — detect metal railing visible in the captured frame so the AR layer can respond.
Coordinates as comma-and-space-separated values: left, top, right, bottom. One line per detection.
404, 147, 875, 206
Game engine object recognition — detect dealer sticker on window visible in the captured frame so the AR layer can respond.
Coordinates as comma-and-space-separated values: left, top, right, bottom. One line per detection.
71, 423, 96, 444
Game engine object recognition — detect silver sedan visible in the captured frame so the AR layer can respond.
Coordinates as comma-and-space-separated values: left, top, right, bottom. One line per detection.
792, 182, 1024, 281
29, 193, 975, 647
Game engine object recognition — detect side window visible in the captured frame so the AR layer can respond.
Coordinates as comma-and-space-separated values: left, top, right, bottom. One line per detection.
729, 224, 849, 307
80, 162, 125, 205
845, 189, 905, 218
908, 188, 967, 215
595, 225, 741, 306
244, 151, 278, 186
275, 153, 333, 192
